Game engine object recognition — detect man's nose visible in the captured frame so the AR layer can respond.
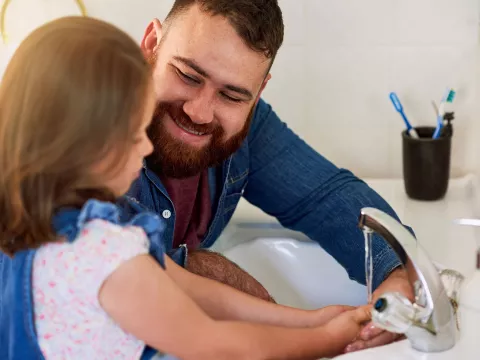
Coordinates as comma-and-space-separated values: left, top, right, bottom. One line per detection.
183, 89, 215, 125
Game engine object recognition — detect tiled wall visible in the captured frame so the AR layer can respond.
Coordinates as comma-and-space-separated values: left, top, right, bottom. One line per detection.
1, 0, 479, 178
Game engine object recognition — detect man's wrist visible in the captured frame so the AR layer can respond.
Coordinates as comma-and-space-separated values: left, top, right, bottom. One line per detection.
384, 264, 407, 280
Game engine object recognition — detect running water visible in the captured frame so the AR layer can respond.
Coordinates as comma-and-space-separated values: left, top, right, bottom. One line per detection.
364, 230, 373, 303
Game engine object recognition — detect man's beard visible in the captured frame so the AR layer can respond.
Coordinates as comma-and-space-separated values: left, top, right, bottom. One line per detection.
146, 101, 252, 179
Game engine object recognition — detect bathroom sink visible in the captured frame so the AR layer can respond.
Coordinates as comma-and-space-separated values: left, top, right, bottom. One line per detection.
212, 225, 366, 310
212, 224, 476, 360
209, 176, 480, 359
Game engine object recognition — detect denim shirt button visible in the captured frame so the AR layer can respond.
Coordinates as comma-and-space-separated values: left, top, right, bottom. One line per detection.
162, 210, 172, 219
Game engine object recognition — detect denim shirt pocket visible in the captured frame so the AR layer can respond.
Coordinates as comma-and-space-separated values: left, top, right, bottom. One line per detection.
223, 169, 249, 217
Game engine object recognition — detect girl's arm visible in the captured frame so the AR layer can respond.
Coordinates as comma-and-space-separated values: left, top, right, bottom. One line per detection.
99, 255, 371, 360
165, 255, 352, 327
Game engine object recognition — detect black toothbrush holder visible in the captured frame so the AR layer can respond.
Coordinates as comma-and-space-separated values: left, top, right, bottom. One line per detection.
402, 126, 452, 201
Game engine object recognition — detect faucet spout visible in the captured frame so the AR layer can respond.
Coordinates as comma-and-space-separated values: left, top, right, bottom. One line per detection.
358, 207, 456, 353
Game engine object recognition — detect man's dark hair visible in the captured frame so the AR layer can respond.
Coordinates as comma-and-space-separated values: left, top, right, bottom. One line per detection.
165, 0, 284, 61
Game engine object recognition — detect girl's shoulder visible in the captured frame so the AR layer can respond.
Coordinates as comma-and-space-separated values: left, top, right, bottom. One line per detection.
52, 198, 167, 268
54, 198, 164, 243
79, 198, 162, 229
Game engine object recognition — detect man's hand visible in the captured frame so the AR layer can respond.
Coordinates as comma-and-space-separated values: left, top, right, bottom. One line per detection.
344, 267, 414, 353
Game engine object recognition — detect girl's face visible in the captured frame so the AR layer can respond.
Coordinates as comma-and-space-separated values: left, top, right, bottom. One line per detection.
93, 88, 156, 197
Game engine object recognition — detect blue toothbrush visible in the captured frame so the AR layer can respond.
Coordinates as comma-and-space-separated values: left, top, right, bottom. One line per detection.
389, 92, 419, 138
432, 88, 456, 139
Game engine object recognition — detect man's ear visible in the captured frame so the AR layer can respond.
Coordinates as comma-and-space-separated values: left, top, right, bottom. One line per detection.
141, 18, 163, 59
254, 73, 272, 106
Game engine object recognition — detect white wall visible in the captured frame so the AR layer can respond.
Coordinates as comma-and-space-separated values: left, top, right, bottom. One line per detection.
1, 0, 479, 179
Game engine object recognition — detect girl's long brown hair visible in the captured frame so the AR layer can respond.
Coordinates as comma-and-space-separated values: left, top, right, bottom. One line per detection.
0, 16, 152, 256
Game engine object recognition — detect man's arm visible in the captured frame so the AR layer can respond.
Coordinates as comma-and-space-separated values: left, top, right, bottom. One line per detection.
243, 99, 415, 351
244, 98, 411, 289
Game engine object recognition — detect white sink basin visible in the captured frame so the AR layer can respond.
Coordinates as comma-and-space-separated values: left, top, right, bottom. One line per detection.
219, 235, 366, 309
214, 229, 476, 359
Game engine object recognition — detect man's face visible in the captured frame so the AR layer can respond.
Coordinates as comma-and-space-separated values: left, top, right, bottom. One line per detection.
142, 5, 271, 178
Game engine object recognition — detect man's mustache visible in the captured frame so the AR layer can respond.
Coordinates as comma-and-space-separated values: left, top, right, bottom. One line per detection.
153, 102, 219, 135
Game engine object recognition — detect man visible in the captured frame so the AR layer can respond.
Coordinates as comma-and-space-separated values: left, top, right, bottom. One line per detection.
126, 0, 413, 353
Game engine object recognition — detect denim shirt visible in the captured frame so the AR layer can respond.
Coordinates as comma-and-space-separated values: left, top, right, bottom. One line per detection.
0, 199, 176, 360
126, 98, 408, 289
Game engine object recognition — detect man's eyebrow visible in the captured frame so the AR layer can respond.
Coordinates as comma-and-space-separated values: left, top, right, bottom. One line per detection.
173, 56, 209, 78
224, 85, 253, 100
173, 56, 254, 100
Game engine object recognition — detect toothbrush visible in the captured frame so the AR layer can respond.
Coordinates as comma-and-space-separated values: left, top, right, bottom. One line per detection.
431, 100, 442, 132
432, 88, 456, 139
431, 100, 439, 118
389, 92, 419, 138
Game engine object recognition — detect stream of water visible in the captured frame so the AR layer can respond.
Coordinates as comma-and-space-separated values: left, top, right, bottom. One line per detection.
364, 230, 373, 303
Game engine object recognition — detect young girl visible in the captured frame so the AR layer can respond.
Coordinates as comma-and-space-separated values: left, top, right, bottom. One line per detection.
0, 16, 372, 360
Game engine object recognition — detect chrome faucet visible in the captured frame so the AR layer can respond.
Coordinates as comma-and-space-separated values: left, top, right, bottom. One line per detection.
358, 207, 457, 353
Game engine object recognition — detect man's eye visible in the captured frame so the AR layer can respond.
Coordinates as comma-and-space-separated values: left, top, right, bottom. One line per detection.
176, 69, 200, 84
221, 93, 242, 103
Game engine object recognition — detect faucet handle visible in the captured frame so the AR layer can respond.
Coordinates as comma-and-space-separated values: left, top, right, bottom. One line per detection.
439, 269, 464, 304
372, 292, 416, 333
439, 269, 464, 330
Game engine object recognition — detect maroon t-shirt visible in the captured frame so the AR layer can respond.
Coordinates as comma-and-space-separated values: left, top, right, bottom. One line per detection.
160, 170, 212, 250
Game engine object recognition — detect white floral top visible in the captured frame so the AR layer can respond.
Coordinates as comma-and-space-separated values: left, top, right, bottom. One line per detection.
32, 219, 150, 359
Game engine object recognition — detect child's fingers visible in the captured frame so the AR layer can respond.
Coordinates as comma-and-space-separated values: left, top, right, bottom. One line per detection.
317, 305, 356, 325
352, 305, 373, 324
326, 305, 356, 316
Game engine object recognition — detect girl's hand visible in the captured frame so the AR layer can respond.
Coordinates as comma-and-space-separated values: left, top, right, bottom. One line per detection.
320, 305, 373, 357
